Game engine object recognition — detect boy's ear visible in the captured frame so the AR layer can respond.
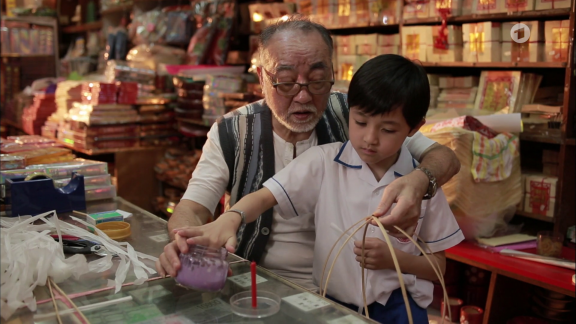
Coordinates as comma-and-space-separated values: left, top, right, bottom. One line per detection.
408, 118, 426, 137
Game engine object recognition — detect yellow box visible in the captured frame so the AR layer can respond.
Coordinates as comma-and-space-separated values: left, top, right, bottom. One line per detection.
402, 26, 431, 62
502, 21, 544, 62
544, 20, 569, 62
463, 22, 502, 62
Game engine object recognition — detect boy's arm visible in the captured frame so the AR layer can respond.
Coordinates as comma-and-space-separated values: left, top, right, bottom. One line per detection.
175, 188, 277, 251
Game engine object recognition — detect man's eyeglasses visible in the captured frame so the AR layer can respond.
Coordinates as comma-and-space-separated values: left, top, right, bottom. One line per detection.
262, 67, 334, 97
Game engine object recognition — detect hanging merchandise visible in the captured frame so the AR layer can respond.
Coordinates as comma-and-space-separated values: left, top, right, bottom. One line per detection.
129, 7, 168, 46
186, 0, 237, 66
163, 5, 195, 44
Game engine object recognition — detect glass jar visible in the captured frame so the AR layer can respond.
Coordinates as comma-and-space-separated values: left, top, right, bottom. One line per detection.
175, 245, 229, 292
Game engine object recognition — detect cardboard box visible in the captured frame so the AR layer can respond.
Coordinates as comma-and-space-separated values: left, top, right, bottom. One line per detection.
462, 0, 474, 14
524, 193, 555, 217
336, 35, 357, 55
544, 20, 569, 62
429, 0, 462, 17
402, 26, 431, 62
502, 21, 544, 62
377, 45, 400, 55
525, 174, 557, 198
428, 25, 463, 62
534, 0, 571, 10
439, 76, 479, 88
472, 0, 505, 13
463, 22, 502, 62
504, 0, 534, 12
356, 34, 379, 55
377, 33, 400, 46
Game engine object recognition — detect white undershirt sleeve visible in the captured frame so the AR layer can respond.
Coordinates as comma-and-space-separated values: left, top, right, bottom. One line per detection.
181, 123, 229, 213
404, 131, 436, 161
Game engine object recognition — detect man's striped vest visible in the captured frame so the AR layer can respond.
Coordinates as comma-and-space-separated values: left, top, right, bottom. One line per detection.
218, 92, 350, 262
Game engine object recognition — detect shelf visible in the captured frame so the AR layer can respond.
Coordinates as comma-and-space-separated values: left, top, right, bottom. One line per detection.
566, 138, 576, 146
515, 209, 555, 223
62, 21, 103, 34
1, 53, 54, 58
403, 8, 571, 25
328, 24, 399, 34
57, 140, 170, 156
420, 62, 567, 68
520, 131, 563, 144
100, 3, 133, 15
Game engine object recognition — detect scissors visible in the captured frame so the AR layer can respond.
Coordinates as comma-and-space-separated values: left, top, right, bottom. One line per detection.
52, 237, 116, 257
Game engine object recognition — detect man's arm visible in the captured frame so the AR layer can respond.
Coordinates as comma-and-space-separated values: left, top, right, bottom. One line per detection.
167, 200, 214, 240
418, 142, 461, 187
373, 141, 460, 234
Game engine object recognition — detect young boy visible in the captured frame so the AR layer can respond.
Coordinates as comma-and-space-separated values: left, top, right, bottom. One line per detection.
177, 55, 464, 323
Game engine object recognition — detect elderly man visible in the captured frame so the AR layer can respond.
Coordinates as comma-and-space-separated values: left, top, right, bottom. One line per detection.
156, 15, 460, 290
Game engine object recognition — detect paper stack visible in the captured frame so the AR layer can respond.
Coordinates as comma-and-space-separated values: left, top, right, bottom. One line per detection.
504, 0, 534, 12
428, 25, 463, 62
402, 26, 430, 62
474, 71, 522, 111
403, 0, 431, 19
472, 0, 505, 13
428, 74, 441, 108
524, 174, 557, 217
463, 22, 502, 62
544, 20, 569, 62
22, 93, 57, 135
429, 0, 462, 17
377, 34, 400, 55
437, 76, 479, 109
502, 21, 544, 62
82, 82, 118, 106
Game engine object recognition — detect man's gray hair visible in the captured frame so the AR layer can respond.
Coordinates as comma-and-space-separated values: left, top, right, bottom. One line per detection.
258, 14, 334, 56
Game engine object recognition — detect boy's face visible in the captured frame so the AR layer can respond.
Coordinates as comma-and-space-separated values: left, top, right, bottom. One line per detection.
349, 106, 424, 173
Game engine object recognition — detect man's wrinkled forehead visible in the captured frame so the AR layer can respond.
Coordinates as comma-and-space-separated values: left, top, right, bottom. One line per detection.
260, 30, 332, 69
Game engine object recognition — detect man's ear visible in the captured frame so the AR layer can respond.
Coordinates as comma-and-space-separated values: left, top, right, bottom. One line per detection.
256, 66, 263, 85
408, 118, 426, 137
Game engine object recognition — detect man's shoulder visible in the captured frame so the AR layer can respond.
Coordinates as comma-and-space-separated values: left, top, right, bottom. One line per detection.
217, 99, 267, 122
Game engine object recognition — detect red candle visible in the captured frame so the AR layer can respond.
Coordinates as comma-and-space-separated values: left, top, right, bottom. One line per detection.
251, 261, 257, 308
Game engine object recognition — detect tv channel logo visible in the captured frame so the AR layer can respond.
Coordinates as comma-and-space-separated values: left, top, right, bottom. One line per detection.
510, 23, 531, 44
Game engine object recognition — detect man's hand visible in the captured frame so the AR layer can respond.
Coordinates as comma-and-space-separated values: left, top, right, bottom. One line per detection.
155, 213, 241, 278
174, 212, 240, 252
155, 233, 190, 278
353, 238, 395, 270
371, 170, 429, 237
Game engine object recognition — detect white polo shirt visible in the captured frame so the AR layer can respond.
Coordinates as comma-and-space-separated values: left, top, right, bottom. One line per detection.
183, 122, 436, 290
263, 141, 464, 307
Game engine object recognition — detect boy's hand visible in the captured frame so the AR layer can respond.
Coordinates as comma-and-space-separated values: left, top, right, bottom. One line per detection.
353, 238, 395, 270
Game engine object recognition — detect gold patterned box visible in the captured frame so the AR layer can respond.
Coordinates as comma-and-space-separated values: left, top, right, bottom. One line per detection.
429, 0, 462, 17
472, 0, 505, 13
336, 55, 371, 81
463, 22, 502, 62
544, 20, 569, 62
403, 1, 431, 19
428, 25, 463, 62
357, 34, 379, 55
535, 0, 571, 10
524, 175, 558, 217
504, 0, 534, 12
502, 21, 543, 62
402, 26, 431, 61
368, 0, 402, 25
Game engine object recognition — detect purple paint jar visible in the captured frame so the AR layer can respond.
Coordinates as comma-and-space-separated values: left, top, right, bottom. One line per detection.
175, 245, 229, 292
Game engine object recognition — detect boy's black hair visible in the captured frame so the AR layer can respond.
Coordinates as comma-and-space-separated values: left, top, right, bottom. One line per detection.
347, 54, 430, 129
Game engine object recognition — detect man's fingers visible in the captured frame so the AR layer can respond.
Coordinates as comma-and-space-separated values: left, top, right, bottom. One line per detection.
173, 228, 203, 238
372, 189, 397, 217
174, 233, 189, 254
225, 236, 237, 253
